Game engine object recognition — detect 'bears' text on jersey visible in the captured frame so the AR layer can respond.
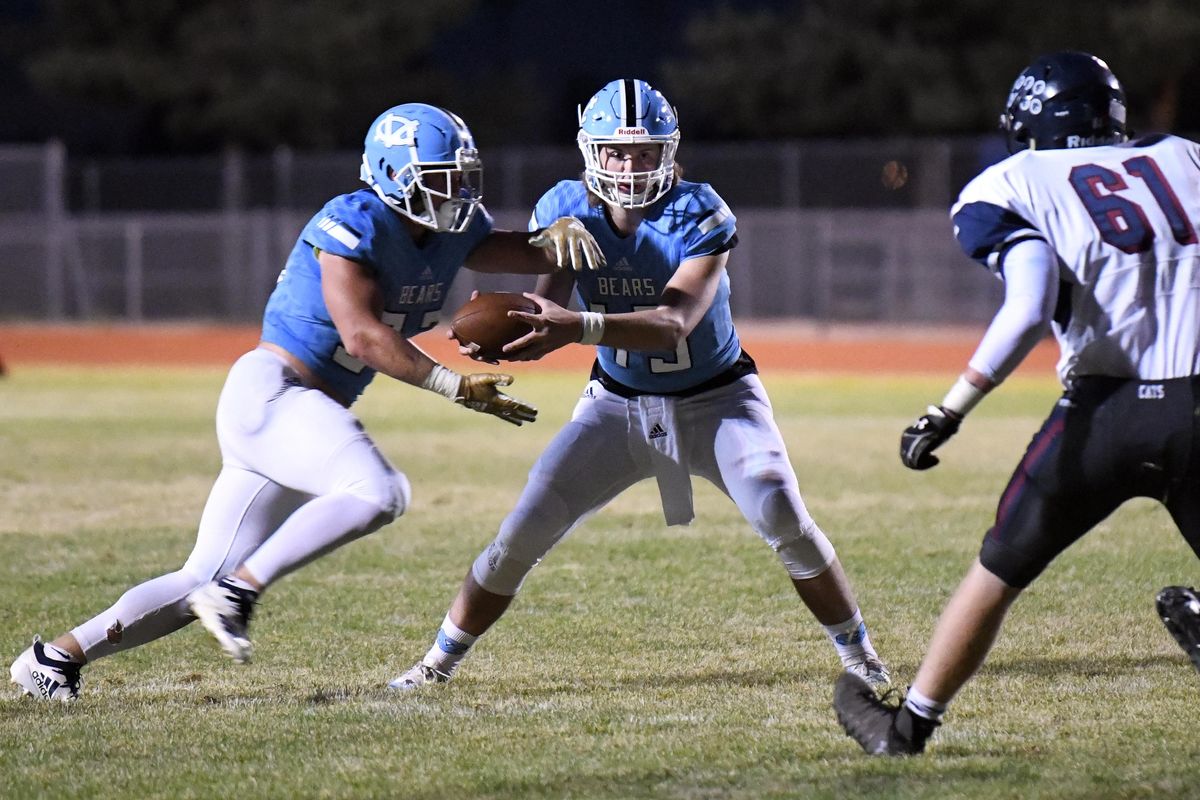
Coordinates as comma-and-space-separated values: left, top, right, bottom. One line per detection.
531, 180, 739, 393
263, 189, 493, 402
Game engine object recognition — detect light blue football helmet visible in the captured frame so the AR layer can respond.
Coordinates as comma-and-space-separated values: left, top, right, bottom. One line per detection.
359, 103, 483, 233
577, 79, 680, 208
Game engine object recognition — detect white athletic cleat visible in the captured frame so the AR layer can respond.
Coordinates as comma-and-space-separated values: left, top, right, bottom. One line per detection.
387, 661, 451, 691
844, 654, 892, 691
10, 636, 83, 702
187, 577, 258, 663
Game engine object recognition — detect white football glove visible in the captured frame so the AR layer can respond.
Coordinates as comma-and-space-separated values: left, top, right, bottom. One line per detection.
529, 216, 606, 271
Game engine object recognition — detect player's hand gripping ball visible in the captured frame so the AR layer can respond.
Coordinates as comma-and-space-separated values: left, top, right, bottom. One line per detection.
450, 292, 540, 361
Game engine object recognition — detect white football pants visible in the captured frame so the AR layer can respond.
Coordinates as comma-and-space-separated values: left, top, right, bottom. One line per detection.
472, 374, 836, 595
72, 349, 409, 660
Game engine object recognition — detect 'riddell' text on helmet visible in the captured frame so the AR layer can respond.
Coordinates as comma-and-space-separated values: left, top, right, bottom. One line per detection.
578, 79, 680, 208
1000, 51, 1128, 153
359, 103, 483, 233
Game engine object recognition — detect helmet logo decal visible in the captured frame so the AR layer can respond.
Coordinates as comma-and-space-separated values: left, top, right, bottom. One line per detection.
1008, 76, 1046, 116
373, 114, 419, 148
616, 127, 649, 136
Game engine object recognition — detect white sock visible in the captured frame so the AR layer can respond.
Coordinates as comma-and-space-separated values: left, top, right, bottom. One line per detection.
904, 685, 948, 723
823, 609, 879, 665
423, 614, 478, 675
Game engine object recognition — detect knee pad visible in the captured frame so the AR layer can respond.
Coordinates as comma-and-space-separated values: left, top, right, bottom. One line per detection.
337, 464, 410, 523
754, 479, 803, 538
753, 481, 835, 579
775, 532, 836, 580
471, 478, 574, 595
471, 538, 536, 596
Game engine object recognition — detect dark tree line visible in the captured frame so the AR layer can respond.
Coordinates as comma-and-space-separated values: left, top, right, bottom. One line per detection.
5, 0, 1199, 153
663, 0, 1200, 139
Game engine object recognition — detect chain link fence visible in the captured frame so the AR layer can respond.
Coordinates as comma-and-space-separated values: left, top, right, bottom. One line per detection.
0, 140, 1006, 323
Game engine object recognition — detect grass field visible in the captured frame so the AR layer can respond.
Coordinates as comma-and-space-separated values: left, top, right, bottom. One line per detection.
1, 366, 1197, 799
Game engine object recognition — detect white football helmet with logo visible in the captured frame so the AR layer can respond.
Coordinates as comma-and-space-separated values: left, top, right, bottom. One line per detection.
359, 103, 483, 232
577, 79, 680, 208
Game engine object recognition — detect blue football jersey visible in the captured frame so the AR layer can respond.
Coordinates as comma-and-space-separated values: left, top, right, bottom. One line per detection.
531, 180, 740, 393
262, 188, 493, 403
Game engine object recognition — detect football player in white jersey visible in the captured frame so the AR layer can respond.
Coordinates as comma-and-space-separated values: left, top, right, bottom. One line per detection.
835, 51, 1200, 755
389, 79, 890, 691
9, 103, 604, 701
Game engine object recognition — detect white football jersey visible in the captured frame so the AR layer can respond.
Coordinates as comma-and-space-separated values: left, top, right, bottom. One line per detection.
953, 134, 1200, 384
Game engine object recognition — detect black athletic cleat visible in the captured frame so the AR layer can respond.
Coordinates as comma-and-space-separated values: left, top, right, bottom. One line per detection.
188, 577, 259, 663
833, 671, 939, 756
1156, 586, 1200, 674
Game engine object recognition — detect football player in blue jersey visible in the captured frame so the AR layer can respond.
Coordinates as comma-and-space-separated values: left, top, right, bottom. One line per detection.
9, 103, 604, 701
389, 80, 890, 691
834, 52, 1200, 755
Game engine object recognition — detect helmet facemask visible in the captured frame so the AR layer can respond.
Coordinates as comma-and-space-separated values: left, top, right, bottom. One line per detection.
578, 132, 679, 208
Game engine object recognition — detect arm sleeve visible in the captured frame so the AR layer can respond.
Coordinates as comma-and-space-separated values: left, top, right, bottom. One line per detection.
966, 238, 1059, 384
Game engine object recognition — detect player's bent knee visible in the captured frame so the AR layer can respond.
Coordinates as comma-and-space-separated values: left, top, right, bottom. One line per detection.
386, 470, 412, 519
775, 533, 836, 580
471, 539, 537, 596
979, 534, 1040, 589
750, 485, 838, 579
751, 480, 804, 532
470, 478, 576, 595
342, 468, 411, 523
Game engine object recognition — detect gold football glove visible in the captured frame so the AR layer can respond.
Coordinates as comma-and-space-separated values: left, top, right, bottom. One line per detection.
529, 216, 606, 271
456, 373, 538, 426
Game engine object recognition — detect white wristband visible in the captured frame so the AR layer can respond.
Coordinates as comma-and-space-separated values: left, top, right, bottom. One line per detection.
940, 375, 986, 417
577, 311, 605, 345
421, 364, 463, 400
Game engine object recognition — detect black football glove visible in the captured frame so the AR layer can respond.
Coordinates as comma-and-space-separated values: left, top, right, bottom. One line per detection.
900, 405, 962, 470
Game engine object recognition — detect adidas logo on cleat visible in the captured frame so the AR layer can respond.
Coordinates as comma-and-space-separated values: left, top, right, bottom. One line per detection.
32, 671, 61, 700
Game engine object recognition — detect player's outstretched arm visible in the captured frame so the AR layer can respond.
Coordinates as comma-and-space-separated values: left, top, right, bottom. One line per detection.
319, 253, 537, 425
528, 216, 605, 271
902, 239, 1058, 470
320, 251, 441, 385
465, 217, 604, 274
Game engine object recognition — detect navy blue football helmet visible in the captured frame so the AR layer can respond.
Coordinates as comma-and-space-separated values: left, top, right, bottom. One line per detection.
1000, 51, 1128, 153
577, 79, 680, 208
359, 103, 482, 232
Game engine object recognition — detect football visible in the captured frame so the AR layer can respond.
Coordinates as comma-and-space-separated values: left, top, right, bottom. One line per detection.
449, 292, 540, 361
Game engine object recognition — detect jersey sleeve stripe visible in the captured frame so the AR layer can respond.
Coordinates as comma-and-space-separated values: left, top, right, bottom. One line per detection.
952, 201, 1042, 268
697, 209, 728, 235
316, 216, 362, 249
